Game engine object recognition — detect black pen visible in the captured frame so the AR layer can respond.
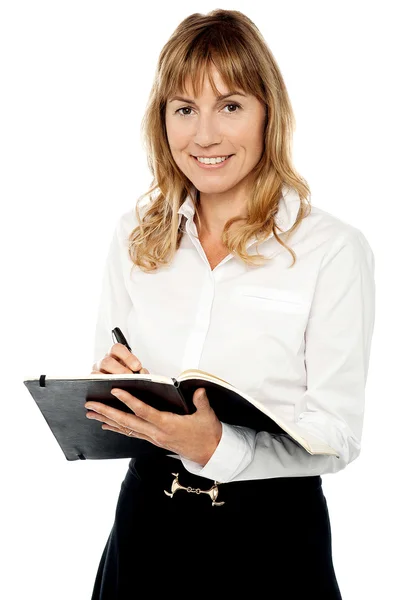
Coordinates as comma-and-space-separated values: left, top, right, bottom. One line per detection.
112, 327, 140, 374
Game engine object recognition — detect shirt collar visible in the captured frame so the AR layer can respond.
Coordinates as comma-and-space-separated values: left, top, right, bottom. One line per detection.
177, 183, 301, 235
177, 186, 197, 227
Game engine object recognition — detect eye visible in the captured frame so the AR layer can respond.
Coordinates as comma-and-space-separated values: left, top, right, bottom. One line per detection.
223, 103, 241, 114
175, 102, 242, 117
176, 106, 194, 117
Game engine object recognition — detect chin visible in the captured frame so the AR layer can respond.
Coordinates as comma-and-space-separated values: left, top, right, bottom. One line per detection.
197, 178, 238, 191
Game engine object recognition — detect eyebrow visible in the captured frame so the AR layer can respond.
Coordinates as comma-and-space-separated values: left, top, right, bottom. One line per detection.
168, 90, 247, 104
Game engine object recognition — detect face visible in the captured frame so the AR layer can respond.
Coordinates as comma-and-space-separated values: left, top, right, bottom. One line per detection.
165, 65, 267, 198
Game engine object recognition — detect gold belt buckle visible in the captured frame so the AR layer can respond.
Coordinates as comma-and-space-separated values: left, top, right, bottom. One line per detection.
164, 472, 225, 507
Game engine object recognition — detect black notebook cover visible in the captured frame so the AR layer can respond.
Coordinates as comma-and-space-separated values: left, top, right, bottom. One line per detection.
23, 374, 286, 461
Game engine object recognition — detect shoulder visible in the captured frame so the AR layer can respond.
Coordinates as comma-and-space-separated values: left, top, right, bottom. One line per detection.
303, 202, 374, 265
114, 200, 149, 243
307, 203, 362, 239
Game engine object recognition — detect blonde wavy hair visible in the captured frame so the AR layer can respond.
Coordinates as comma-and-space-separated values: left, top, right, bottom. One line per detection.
129, 9, 311, 272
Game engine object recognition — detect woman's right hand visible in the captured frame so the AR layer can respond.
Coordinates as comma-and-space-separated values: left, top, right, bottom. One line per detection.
91, 343, 150, 375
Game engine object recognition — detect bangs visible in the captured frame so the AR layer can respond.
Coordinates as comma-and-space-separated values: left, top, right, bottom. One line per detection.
162, 31, 263, 102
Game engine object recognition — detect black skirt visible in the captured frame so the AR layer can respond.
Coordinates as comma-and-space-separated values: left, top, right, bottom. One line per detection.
90, 454, 342, 599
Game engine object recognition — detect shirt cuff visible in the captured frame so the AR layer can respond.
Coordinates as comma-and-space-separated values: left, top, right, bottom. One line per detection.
180, 422, 256, 482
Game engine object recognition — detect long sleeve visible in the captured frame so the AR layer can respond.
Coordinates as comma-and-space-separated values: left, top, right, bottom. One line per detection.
181, 229, 376, 482
92, 217, 134, 368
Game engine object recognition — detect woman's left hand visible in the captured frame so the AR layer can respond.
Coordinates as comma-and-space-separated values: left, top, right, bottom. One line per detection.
84, 387, 222, 465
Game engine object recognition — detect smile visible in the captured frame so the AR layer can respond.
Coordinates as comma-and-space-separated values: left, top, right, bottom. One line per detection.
192, 155, 234, 169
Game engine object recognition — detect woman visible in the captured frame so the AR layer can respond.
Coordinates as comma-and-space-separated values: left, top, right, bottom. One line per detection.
87, 9, 375, 599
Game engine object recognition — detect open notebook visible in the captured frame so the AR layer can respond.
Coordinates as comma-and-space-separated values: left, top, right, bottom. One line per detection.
23, 368, 340, 461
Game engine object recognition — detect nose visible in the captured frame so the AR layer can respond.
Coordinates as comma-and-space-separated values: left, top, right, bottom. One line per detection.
193, 113, 222, 147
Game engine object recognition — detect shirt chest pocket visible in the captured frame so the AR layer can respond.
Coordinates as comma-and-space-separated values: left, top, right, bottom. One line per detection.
234, 284, 308, 315
227, 284, 310, 361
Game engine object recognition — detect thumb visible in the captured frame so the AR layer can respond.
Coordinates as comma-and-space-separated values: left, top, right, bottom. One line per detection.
193, 388, 209, 411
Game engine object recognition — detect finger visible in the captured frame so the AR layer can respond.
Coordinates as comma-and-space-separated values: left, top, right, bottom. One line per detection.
91, 360, 112, 374
192, 388, 209, 411
110, 389, 167, 427
85, 400, 157, 438
99, 352, 140, 375
102, 424, 137, 436
110, 343, 142, 372
107, 343, 143, 373
101, 423, 130, 435
91, 363, 149, 376
87, 410, 157, 445
86, 409, 127, 431
101, 423, 162, 445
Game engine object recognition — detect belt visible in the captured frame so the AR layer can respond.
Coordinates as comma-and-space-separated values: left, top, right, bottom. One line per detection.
129, 455, 322, 509
164, 471, 225, 507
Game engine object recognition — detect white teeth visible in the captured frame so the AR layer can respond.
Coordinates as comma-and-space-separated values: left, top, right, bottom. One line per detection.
196, 155, 230, 165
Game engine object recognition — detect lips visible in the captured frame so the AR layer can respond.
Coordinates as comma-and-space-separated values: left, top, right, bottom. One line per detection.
192, 154, 234, 170
193, 154, 234, 159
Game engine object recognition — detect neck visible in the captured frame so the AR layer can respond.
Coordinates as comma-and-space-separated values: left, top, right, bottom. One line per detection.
194, 190, 249, 241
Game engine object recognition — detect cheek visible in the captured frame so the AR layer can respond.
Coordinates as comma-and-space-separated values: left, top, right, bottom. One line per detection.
165, 119, 188, 149
169, 134, 189, 154
243, 126, 265, 159
237, 110, 266, 154
227, 120, 263, 149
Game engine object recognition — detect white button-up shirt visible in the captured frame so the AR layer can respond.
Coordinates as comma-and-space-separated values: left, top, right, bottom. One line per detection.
93, 184, 376, 482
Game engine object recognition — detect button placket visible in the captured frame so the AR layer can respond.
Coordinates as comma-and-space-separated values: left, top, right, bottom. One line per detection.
180, 273, 215, 370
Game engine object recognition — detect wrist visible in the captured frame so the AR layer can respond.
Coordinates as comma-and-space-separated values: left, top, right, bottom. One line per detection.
198, 422, 223, 466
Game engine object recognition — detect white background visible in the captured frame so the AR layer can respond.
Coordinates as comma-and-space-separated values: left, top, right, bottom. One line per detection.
1, 1, 397, 598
